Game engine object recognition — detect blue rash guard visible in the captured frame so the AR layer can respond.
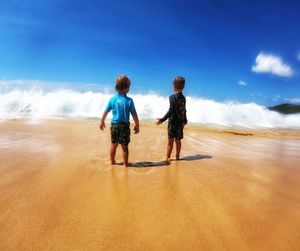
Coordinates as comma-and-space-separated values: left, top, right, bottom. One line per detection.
105, 93, 137, 124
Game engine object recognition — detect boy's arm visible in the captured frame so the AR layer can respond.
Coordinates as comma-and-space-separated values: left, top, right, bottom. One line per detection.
132, 114, 140, 134
184, 97, 188, 125
100, 99, 112, 130
159, 110, 170, 123
99, 110, 109, 130
130, 100, 139, 134
183, 103, 187, 126
184, 112, 187, 125
156, 96, 172, 125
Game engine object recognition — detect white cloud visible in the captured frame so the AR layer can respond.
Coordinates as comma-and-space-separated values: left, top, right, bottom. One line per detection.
252, 52, 293, 77
284, 98, 300, 104
238, 80, 248, 86
251, 93, 268, 99
298, 53, 300, 61
272, 95, 282, 102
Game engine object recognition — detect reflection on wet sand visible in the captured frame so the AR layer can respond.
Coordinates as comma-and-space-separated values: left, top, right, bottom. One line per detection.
0, 119, 300, 250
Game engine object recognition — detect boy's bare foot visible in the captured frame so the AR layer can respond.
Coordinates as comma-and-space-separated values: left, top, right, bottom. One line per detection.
176, 155, 180, 160
110, 160, 116, 165
163, 158, 171, 164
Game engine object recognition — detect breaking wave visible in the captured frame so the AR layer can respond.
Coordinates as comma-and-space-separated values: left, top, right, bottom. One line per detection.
0, 87, 299, 129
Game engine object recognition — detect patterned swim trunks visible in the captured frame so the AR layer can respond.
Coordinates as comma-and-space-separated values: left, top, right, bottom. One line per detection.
168, 123, 184, 140
110, 123, 131, 145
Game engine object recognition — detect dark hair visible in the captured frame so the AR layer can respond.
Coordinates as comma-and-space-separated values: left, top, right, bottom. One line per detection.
115, 75, 131, 91
173, 76, 185, 90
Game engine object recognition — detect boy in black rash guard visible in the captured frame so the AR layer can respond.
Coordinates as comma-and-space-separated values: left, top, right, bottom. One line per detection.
156, 76, 187, 161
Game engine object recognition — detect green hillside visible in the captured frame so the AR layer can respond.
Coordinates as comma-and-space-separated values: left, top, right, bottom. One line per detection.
268, 103, 300, 114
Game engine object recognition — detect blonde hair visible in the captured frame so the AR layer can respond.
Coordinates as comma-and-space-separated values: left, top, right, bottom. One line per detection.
115, 75, 131, 91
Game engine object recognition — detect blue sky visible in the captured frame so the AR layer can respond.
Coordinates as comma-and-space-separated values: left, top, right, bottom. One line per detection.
0, 0, 300, 105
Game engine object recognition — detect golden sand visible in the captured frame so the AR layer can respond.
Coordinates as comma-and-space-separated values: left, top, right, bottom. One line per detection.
0, 119, 300, 250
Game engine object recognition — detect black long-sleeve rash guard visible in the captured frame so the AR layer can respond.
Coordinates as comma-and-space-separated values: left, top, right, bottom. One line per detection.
160, 92, 187, 126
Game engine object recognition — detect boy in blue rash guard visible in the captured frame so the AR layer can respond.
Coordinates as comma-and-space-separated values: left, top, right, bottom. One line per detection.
156, 76, 187, 161
99, 75, 139, 167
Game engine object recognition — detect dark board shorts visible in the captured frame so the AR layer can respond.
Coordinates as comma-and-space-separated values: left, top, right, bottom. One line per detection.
168, 123, 183, 140
110, 123, 131, 145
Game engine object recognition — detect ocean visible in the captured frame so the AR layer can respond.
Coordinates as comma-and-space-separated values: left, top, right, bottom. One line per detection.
0, 83, 299, 129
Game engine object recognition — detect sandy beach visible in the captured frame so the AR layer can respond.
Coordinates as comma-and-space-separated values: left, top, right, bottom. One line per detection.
0, 119, 300, 250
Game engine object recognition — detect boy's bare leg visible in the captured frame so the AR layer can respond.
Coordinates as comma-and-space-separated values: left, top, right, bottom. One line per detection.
166, 138, 174, 161
110, 143, 118, 165
121, 144, 129, 167
175, 139, 181, 160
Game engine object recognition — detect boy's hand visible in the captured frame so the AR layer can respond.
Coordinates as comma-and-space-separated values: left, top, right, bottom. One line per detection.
133, 124, 139, 134
99, 121, 106, 130
155, 118, 162, 125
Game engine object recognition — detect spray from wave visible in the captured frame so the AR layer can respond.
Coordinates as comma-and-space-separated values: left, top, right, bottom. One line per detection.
0, 86, 299, 129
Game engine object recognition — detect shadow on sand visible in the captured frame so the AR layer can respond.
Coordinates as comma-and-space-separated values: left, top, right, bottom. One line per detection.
172, 154, 213, 161
129, 161, 170, 168
129, 154, 212, 168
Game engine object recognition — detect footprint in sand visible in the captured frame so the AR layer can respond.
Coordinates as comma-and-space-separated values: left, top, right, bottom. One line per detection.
91, 158, 111, 170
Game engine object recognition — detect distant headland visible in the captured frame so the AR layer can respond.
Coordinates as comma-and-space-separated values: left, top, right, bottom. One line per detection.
268, 103, 300, 114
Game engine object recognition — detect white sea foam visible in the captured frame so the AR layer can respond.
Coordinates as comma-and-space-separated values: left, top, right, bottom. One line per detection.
0, 88, 299, 129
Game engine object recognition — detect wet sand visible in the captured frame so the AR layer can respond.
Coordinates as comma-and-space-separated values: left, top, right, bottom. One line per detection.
0, 119, 300, 250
